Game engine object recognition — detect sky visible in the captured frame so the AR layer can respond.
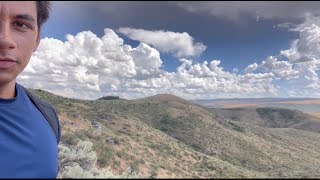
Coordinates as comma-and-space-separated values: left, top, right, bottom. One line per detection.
17, 1, 320, 100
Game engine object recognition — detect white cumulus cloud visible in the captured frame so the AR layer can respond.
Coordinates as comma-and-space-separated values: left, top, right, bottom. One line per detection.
18, 27, 281, 100
280, 15, 320, 63
118, 27, 206, 57
18, 21, 320, 100
19, 28, 165, 99
244, 63, 258, 73
260, 56, 299, 80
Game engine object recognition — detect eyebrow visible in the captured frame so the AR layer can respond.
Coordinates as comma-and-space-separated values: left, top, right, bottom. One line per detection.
15, 14, 36, 22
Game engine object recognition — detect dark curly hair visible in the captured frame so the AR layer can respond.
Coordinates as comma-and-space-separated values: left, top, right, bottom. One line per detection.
36, 1, 51, 29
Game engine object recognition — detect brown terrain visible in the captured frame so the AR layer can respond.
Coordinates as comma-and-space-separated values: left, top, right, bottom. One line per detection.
30, 89, 320, 178
276, 100, 320, 104
202, 99, 320, 108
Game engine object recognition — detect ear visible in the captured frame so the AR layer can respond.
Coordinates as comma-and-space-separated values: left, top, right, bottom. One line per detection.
33, 30, 41, 52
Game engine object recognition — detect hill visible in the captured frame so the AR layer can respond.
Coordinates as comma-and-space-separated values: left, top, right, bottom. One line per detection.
193, 98, 320, 112
31, 89, 320, 178
139, 94, 201, 107
213, 107, 320, 133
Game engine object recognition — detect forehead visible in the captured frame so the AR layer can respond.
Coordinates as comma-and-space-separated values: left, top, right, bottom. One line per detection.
0, 1, 37, 18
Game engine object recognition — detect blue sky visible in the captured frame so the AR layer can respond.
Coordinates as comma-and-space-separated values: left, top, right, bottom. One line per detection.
41, 1, 300, 72
17, 1, 320, 100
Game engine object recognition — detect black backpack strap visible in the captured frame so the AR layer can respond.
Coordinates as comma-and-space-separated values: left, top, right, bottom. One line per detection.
22, 87, 60, 144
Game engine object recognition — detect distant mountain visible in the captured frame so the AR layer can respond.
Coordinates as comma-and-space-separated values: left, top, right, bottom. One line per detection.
193, 98, 320, 104
192, 98, 320, 112
32, 90, 320, 178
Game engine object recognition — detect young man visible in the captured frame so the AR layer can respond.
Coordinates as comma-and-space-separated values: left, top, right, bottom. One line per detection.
0, 1, 60, 178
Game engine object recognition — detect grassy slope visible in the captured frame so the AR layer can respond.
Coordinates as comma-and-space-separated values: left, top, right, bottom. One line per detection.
214, 107, 320, 133
32, 89, 320, 178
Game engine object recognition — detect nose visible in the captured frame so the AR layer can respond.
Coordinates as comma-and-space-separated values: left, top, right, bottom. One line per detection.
0, 22, 17, 50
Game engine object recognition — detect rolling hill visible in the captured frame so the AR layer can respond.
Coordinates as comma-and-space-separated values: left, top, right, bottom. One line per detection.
30, 89, 320, 178
193, 98, 320, 112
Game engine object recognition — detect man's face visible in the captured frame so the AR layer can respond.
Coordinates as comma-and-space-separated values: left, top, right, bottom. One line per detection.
0, 1, 40, 86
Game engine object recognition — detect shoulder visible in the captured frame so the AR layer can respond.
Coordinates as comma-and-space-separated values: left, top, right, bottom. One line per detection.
19, 84, 54, 109
18, 83, 61, 144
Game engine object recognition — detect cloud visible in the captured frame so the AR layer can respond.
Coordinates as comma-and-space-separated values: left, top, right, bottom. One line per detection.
260, 56, 299, 80
280, 15, 320, 63
235, 14, 320, 97
18, 14, 320, 100
244, 63, 258, 73
118, 27, 206, 57
292, 61, 320, 89
18, 28, 280, 100
19, 28, 165, 99
172, 1, 320, 21
275, 22, 296, 29
127, 43, 163, 76
276, 14, 320, 89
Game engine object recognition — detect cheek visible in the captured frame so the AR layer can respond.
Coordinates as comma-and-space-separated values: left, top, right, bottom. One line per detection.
12, 31, 39, 69
16, 38, 38, 64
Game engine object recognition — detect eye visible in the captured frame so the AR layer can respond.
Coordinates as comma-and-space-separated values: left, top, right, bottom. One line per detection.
13, 21, 31, 30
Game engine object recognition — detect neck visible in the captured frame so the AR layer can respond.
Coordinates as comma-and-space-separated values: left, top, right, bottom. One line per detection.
0, 81, 16, 99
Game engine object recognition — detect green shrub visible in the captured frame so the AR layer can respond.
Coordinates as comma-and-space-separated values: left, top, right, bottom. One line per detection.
95, 145, 114, 167
113, 137, 120, 145
150, 169, 158, 178
139, 159, 145, 164
114, 160, 121, 167
116, 150, 127, 159
129, 160, 140, 172
62, 133, 79, 146
191, 143, 201, 150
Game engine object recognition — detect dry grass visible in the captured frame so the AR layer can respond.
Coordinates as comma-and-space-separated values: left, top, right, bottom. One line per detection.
34, 90, 320, 178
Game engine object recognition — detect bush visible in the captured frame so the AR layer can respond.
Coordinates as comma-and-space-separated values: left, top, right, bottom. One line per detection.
114, 160, 121, 167
62, 133, 79, 146
139, 159, 145, 165
229, 122, 245, 132
116, 150, 127, 159
191, 143, 201, 150
150, 169, 158, 179
57, 140, 143, 178
95, 145, 114, 167
58, 140, 98, 177
113, 137, 120, 145
129, 160, 141, 172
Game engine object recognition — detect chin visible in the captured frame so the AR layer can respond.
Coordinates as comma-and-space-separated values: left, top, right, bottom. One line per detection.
0, 74, 17, 85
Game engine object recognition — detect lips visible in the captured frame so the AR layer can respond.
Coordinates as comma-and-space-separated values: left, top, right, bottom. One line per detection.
0, 58, 17, 68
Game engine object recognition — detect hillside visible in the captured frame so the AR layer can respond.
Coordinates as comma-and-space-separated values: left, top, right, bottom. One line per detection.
213, 107, 320, 133
139, 94, 202, 107
31, 89, 320, 178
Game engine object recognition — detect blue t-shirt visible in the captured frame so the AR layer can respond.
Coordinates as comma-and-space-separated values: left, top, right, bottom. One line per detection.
0, 83, 58, 178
